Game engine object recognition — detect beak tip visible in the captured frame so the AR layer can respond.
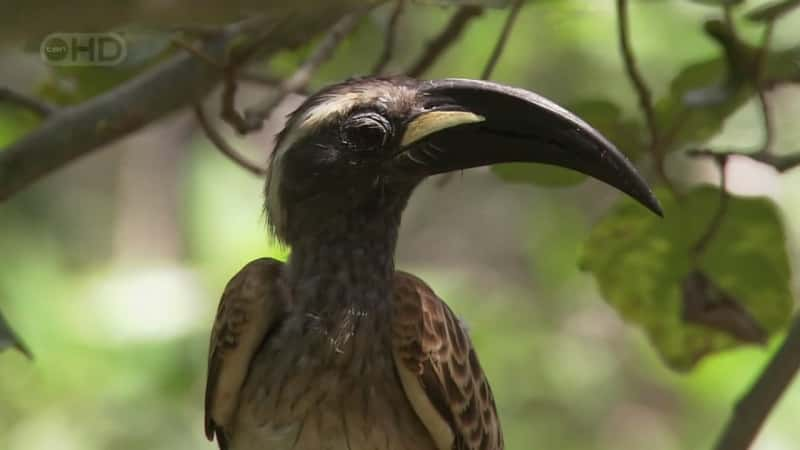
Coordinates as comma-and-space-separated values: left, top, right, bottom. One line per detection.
638, 189, 664, 217
649, 198, 665, 217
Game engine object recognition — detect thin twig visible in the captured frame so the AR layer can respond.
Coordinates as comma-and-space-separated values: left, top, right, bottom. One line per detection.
236, 11, 366, 133
436, 1, 522, 189
763, 73, 800, 90
220, 18, 289, 134
372, 0, 406, 75
722, 3, 739, 42
756, 90, 775, 154
171, 37, 291, 91
0, 21, 243, 202
193, 103, 266, 176
222, 67, 247, 133
616, 0, 657, 146
481, 0, 524, 80
237, 71, 299, 90
746, 0, 800, 22
754, 20, 776, 156
754, 19, 776, 81
171, 20, 290, 134
0, 3, 373, 201
691, 154, 729, 258
406, 5, 484, 78
173, 32, 251, 133
169, 36, 225, 69
615, 0, 676, 194
759, 152, 800, 172
690, 148, 800, 173
714, 314, 800, 450
0, 87, 56, 117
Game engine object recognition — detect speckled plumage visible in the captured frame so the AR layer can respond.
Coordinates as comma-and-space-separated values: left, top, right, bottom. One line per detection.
206, 196, 501, 450
204, 76, 660, 450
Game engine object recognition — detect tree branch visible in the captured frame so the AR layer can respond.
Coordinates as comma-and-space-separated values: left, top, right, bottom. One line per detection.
192, 103, 266, 175
756, 90, 775, 154
615, 0, 677, 194
0, 1, 380, 201
689, 149, 800, 173
235, 11, 367, 133
218, 17, 295, 134
0, 86, 56, 117
0, 29, 233, 202
481, 0, 524, 80
691, 155, 729, 259
238, 71, 284, 87
406, 5, 483, 78
754, 16, 780, 159
714, 314, 800, 450
616, 0, 657, 146
372, 0, 406, 75
0, 0, 370, 41
746, 0, 800, 23
436, 1, 521, 189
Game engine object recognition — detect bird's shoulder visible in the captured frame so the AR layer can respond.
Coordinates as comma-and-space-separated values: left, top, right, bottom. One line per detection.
205, 257, 290, 448
391, 271, 503, 450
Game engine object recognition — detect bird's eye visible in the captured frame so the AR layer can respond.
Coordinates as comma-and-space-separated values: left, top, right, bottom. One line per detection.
341, 112, 391, 152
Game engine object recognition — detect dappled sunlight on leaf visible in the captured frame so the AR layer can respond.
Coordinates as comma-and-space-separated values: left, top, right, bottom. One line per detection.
581, 186, 794, 370
655, 58, 752, 152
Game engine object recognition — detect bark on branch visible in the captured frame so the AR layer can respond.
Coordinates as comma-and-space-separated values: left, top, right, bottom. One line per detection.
714, 315, 800, 450
0, 1, 382, 201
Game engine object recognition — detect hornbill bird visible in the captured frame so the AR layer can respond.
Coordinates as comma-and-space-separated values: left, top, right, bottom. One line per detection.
204, 77, 662, 450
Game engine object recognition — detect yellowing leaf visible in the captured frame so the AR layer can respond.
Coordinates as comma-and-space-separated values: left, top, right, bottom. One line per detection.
580, 186, 793, 371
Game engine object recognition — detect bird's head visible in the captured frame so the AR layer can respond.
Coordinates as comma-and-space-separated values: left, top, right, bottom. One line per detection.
266, 77, 661, 244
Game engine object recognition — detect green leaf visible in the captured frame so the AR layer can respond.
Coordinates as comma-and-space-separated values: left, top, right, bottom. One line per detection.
655, 58, 751, 152
655, 21, 800, 153
491, 100, 645, 187
580, 186, 793, 371
0, 308, 31, 358
746, 0, 800, 22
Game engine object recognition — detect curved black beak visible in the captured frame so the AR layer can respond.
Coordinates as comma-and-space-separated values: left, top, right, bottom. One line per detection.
394, 78, 662, 216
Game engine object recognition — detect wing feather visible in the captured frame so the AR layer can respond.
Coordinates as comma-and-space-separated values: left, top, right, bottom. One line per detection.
205, 258, 288, 448
392, 272, 503, 450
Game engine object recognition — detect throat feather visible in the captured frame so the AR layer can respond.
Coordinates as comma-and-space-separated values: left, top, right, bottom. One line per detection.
286, 209, 401, 348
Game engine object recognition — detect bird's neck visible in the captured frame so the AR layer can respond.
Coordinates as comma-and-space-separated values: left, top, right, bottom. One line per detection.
285, 203, 405, 313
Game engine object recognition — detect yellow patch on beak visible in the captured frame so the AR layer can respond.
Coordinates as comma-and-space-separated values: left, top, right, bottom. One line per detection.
401, 111, 485, 147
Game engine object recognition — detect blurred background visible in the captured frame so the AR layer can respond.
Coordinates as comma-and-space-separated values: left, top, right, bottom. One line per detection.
1, 1, 799, 449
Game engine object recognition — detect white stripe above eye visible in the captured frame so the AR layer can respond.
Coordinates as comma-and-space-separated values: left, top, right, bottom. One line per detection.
265, 84, 417, 241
